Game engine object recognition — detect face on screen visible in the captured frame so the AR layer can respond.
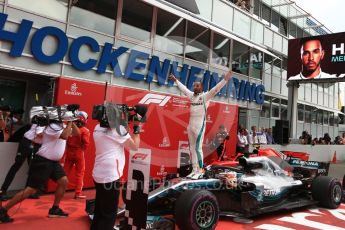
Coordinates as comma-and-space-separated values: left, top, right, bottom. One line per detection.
301, 40, 324, 77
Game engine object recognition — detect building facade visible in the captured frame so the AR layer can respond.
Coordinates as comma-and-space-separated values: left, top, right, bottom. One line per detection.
0, 0, 341, 140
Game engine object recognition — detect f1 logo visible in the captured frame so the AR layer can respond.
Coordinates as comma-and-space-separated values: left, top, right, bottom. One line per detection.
139, 94, 171, 106
132, 153, 148, 161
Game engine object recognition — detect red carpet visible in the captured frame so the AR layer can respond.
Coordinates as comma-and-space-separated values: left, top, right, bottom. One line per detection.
1, 190, 93, 230
1, 190, 345, 230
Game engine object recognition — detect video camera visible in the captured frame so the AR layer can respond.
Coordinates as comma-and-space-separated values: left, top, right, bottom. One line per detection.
92, 102, 148, 129
30, 104, 80, 126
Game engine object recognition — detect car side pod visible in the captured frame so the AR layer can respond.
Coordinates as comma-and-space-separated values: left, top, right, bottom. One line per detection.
312, 176, 343, 209
174, 190, 219, 230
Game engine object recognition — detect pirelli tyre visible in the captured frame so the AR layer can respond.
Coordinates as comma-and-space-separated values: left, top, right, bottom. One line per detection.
312, 176, 343, 209
174, 190, 219, 230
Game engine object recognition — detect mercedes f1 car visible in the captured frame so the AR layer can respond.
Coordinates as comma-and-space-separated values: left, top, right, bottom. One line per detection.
86, 148, 343, 230
137, 153, 342, 230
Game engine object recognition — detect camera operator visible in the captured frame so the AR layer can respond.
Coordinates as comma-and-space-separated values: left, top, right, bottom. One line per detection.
64, 111, 90, 199
0, 117, 45, 201
90, 110, 142, 230
0, 119, 79, 223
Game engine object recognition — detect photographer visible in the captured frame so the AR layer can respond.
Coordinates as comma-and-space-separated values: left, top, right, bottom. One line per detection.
91, 105, 143, 230
211, 125, 229, 161
0, 119, 79, 223
64, 111, 90, 199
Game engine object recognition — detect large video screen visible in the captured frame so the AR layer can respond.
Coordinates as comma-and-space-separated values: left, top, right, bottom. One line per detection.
287, 32, 345, 81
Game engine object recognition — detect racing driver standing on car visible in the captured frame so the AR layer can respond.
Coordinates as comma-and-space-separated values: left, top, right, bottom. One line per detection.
169, 71, 232, 179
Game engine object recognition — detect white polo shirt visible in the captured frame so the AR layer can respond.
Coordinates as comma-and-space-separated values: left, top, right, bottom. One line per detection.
36, 123, 66, 161
93, 124, 131, 184
24, 124, 45, 144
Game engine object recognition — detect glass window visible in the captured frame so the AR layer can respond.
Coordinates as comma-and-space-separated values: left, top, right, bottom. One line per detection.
272, 58, 281, 77
317, 109, 323, 124
253, 0, 261, 18
251, 20, 264, 44
262, 4, 271, 25
288, 21, 296, 38
70, 0, 117, 35
264, 28, 273, 47
250, 49, 263, 79
329, 112, 334, 126
297, 27, 303, 38
311, 107, 317, 123
281, 99, 288, 120
334, 114, 339, 126
271, 10, 279, 32
272, 97, 280, 118
281, 106, 288, 120
232, 41, 249, 76
185, 21, 210, 63
260, 96, 270, 118
9, 0, 68, 21
282, 57, 287, 80
261, 103, 270, 118
212, 0, 233, 31
211, 32, 230, 67
273, 33, 282, 52
323, 111, 329, 125
233, 10, 251, 39
155, 9, 185, 56
121, 0, 152, 41
264, 54, 272, 74
194, 0, 212, 21
305, 105, 312, 123
298, 104, 304, 121
279, 17, 288, 36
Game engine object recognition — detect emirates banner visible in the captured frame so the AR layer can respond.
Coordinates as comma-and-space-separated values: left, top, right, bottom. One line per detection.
51, 77, 238, 191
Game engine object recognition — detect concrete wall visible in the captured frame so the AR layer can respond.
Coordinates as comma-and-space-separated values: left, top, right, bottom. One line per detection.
260, 144, 345, 162
0, 143, 344, 191
0, 143, 29, 191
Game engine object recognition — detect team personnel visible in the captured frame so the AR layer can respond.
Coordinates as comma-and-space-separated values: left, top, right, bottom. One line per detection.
91, 115, 141, 230
0, 120, 78, 223
0, 121, 45, 200
64, 111, 90, 199
169, 71, 232, 178
212, 124, 229, 161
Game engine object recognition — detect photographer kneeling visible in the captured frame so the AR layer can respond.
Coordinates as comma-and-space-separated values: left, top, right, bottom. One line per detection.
91, 103, 146, 230
0, 114, 79, 223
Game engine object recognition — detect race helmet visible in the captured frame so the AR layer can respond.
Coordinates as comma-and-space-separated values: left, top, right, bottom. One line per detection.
78, 111, 88, 124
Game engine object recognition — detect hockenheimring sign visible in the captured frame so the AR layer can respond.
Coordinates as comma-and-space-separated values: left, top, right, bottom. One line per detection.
0, 13, 265, 104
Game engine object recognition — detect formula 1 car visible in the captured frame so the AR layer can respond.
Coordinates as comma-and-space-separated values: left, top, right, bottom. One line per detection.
132, 154, 343, 230
86, 148, 343, 230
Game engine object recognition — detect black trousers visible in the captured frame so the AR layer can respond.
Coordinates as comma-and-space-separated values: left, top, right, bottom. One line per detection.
236, 146, 245, 155
1, 137, 41, 192
90, 180, 121, 230
216, 144, 224, 160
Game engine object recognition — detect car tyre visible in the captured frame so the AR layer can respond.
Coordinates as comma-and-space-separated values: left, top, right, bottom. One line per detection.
312, 176, 343, 209
175, 190, 219, 230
